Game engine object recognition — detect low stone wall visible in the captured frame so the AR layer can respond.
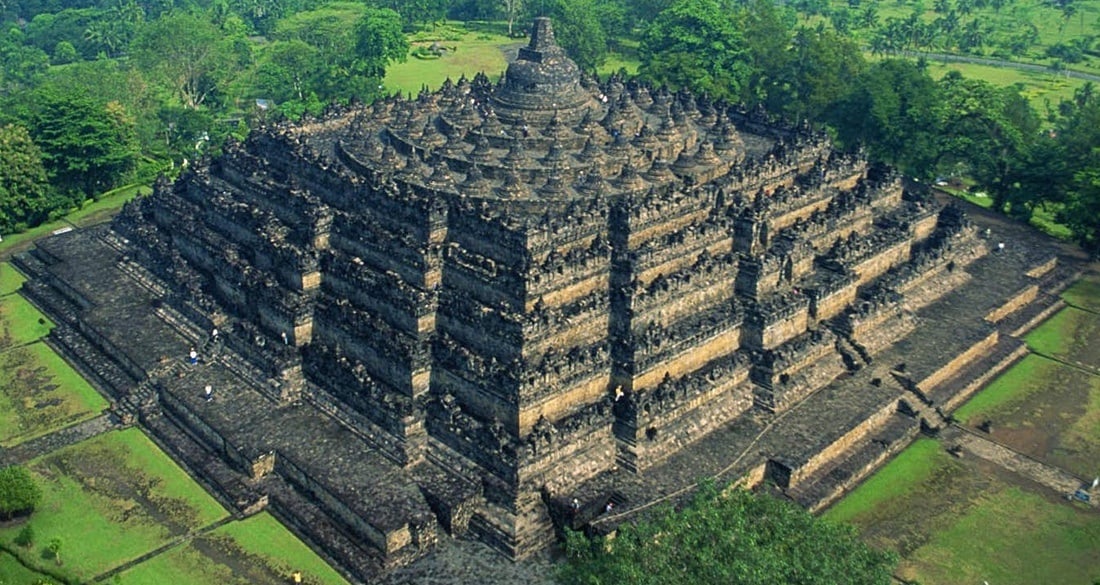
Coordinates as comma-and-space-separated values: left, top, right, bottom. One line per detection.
918, 330, 999, 393
985, 284, 1038, 324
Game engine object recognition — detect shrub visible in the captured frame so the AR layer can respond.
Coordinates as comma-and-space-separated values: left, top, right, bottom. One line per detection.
14, 524, 35, 547
0, 466, 42, 520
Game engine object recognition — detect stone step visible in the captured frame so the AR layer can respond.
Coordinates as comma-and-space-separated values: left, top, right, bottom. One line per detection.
48, 323, 139, 396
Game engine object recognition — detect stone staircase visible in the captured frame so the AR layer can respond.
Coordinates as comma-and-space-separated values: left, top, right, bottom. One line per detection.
897, 384, 947, 434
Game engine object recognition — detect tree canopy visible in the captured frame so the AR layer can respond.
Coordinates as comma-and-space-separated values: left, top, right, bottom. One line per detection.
559, 486, 897, 585
638, 0, 752, 102
30, 88, 138, 199
0, 465, 42, 521
0, 123, 52, 232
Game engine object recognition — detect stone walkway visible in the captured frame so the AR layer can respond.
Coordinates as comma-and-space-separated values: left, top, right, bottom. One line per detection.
0, 413, 118, 465
945, 426, 1096, 507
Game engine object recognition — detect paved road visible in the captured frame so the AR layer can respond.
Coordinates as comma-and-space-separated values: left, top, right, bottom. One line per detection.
897, 50, 1100, 83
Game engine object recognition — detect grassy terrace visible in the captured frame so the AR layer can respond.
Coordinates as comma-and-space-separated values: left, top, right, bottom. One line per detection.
0, 428, 229, 582
0, 428, 351, 585
825, 436, 1100, 584
826, 274, 1100, 584
121, 513, 350, 585
0, 267, 107, 447
0, 257, 349, 583
0, 342, 109, 447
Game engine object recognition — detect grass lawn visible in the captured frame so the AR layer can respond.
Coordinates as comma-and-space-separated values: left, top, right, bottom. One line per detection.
0, 183, 151, 260
1062, 273, 1100, 313
66, 184, 152, 228
952, 353, 1100, 478
0, 428, 228, 582
1025, 306, 1100, 373
0, 551, 52, 584
826, 434, 1100, 584
823, 438, 948, 526
385, 27, 518, 96
904, 486, 1100, 585
0, 294, 53, 351
0, 342, 108, 447
121, 512, 350, 585
0, 262, 26, 296
925, 60, 1086, 113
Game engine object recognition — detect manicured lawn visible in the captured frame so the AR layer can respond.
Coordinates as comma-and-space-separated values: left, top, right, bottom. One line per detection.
385, 27, 518, 96
66, 184, 152, 228
0, 293, 53, 351
0, 183, 150, 260
0, 262, 26, 296
121, 512, 350, 585
1025, 306, 1100, 373
0, 428, 229, 582
0, 342, 108, 447
1062, 273, 1100, 313
926, 60, 1086, 113
953, 354, 1050, 423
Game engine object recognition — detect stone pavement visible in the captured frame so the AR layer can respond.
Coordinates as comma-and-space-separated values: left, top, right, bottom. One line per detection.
946, 425, 1098, 507
0, 413, 118, 466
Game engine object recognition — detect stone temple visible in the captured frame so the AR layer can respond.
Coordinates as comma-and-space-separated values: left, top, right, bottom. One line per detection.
13, 18, 1081, 582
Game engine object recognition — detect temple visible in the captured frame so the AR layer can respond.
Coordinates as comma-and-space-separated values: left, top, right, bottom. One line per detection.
13, 18, 1079, 582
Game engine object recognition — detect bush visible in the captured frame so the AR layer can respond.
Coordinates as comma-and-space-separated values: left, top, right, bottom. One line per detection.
0, 466, 42, 520
14, 524, 35, 547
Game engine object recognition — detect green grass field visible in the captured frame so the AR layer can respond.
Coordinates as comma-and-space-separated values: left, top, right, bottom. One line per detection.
1062, 273, 1100, 313
0, 293, 53, 351
0, 262, 26, 296
823, 438, 948, 526
952, 353, 1100, 477
825, 433, 1100, 584
925, 60, 1086, 113
384, 27, 518, 96
0, 183, 150, 260
121, 513, 350, 585
0, 342, 108, 447
953, 353, 1052, 423
0, 428, 229, 582
903, 486, 1100, 585
1025, 306, 1100, 372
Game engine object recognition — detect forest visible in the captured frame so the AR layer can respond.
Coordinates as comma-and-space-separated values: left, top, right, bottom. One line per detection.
0, 0, 1098, 254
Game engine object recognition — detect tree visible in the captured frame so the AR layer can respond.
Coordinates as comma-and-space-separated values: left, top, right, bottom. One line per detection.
376, 0, 449, 29
30, 89, 139, 200
0, 465, 42, 521
131, 13, 237, 109
0, 124, 53, 232
352, 7, 409, 82
934, 73, 1040, 213
828, 59, 940, 177
639, 0, 753, 103
255, 39, 323, 104
559, 485, 897, 585
783, 27, 866, 121
14, 524, 35, 547
47, 536, 62, 565
540, 0, 610, 71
